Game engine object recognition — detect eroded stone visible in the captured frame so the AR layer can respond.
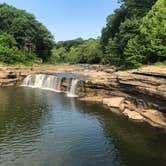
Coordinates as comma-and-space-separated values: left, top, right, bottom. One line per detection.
141, 109, 166, 127
123, 109, 144, 121
103, 97, 125, 109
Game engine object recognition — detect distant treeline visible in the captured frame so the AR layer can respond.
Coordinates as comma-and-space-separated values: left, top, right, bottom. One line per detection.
50, 38, 102, 64
0, 0, 166, 68
52, 0, 166, 68
0, 3, 54, 64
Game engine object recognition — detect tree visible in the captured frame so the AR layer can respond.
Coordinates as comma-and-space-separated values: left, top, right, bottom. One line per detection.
0, 31, 17, 47
35, 23, 54, 62
125, 0, 166, 67
100, 8, 126, 50
69, 39, 103, 64
104, 18, 140, 66
119, 0, 157, 17
0, 3, 54, 62
55, 38, 84, 51
0, 32, 35, 64
50, 47, 67, 63
101, 0, 157, 67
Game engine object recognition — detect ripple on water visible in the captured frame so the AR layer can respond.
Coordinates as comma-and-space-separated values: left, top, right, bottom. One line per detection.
0, 87, 166, 166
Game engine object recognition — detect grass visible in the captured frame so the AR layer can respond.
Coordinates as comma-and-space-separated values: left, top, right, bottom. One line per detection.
154, 61, 166, 66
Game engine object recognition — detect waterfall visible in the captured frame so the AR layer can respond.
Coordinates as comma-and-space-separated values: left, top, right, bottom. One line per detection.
22, 74, 62, 92
22, 74, 33, 86
22, 74, 82, 97
67, 79, 79, 97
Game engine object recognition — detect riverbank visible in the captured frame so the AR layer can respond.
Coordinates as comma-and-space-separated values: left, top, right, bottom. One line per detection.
0, 64, 166, 129
78, 65, 166, 128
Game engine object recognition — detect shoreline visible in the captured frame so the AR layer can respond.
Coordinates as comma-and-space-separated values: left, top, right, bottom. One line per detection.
0, 64, 166, 129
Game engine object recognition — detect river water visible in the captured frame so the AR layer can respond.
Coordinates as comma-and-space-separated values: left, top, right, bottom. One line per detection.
0, 86, 166, 166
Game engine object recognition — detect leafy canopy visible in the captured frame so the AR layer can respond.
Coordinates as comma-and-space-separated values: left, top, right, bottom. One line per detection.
125, 0, 166, 67
0, 3, 54, 63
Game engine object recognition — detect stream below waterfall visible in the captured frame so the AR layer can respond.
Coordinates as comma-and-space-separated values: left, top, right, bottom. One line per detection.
0, 85, 166, 166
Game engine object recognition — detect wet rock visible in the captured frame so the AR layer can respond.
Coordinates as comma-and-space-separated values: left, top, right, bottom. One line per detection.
7, 72, 17, 79
0, 78, 18, 87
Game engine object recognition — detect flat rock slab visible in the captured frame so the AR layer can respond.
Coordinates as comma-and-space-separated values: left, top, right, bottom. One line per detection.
134, 66, 166, 77
79, 96, 103, 102
123, 109, 144, 120
103, 97, 125, 108
141, 109, 166, 127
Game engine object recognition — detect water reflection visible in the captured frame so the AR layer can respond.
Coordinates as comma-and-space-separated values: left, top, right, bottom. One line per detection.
0, 86, 165, 166
73, 100, 166, 166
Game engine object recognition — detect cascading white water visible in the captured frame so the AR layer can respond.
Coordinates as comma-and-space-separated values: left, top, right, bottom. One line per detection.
22, 74, 62, 92
22, 74, 33, 86
67, 79, 79, 97
22, 74, 81, 97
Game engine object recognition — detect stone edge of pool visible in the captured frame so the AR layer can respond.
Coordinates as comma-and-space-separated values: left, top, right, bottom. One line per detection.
0, 64, 166, 129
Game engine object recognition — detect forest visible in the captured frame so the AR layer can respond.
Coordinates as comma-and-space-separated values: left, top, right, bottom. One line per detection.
0, 3, 54, 64
0, 0, 166, 68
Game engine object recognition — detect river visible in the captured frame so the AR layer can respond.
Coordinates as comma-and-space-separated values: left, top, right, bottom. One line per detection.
0, 86, 166, 166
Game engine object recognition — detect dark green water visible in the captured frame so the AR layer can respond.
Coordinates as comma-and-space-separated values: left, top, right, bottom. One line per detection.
0, 87, 166, 166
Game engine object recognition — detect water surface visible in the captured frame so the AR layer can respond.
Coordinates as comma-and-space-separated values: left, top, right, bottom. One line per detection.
0, 87, 166, 166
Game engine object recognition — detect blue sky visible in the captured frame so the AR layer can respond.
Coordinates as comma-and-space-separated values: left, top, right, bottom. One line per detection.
0, 0, 119, 41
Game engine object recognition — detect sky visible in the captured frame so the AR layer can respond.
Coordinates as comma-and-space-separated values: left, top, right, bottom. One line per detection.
0, 0, 120, 41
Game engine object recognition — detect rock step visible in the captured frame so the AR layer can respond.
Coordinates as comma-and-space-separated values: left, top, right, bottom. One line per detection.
102, 97, 166, 128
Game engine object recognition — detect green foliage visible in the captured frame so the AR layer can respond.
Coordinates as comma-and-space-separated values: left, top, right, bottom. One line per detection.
0, 30, 35, 64
0, 3, 54, 63
49, 38, 85, 64
0, 31, 17, 47
104, 39, 122, 65
56, 38, 84, 51
50, 39, 103, 64
1, 1, 165, 67
0, 44, 35, 65
35, 24, 54, 62
66, 47, 80, 63
104, 18, 140, 66
119, 0, 157, 17
100, 8, 126, 50
155, 61, 166, 66
71, 39, 102, 64
100, 0, 162, 68
125, 0, 166, 67
49, 47, 67, 64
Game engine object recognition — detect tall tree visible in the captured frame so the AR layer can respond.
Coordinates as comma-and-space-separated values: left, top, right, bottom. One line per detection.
125, 0, 166, 67
101, 0, 157, 67
0, 32, 35, 64
0, 3, 54, 62
100, 8, 126, 51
